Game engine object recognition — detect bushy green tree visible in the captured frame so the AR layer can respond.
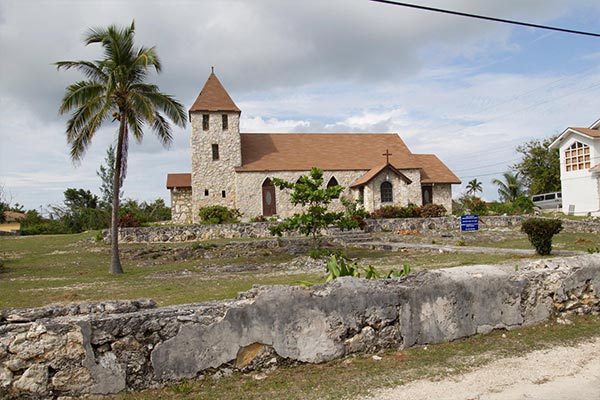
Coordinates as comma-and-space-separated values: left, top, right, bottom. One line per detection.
56, 21, 187, 274
97, 145, 122, 209
270, 167, 343, 240
521, 218, 563, 255
513, 136, 560, 195
492, 172, 525, 202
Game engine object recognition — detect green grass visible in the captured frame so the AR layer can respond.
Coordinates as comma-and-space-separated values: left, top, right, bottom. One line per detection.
468, 232, 600, 252
114, 314, 600, 400
0, 229, 596, 309
0, 232, 320, 309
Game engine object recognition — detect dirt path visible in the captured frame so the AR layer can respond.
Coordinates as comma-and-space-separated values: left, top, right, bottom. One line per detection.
363, 338, 600, 400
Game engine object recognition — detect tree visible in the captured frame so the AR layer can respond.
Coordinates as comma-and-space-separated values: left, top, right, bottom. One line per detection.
269, 167, 344, 241
492, 172, 525, 203
513, 136, 560, 195
64, 188, 99, 211
56, 21, 187, 274
97, 145, 122, 209
465, 178, 482, 196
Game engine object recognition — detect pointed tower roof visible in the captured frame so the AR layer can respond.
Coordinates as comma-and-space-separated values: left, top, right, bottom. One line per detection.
189, 68, 241, 113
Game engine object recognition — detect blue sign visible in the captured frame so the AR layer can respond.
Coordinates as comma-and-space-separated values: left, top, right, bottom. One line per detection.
461, 214, 479, 232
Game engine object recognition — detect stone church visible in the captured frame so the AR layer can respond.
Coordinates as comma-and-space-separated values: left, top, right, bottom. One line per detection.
167, 71, 460, 224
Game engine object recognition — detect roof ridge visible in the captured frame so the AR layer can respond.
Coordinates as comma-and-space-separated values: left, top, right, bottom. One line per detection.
189, 70, 241, 113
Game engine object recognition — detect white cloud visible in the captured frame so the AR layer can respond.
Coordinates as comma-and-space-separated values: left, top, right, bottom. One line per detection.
1, 0, 600, 208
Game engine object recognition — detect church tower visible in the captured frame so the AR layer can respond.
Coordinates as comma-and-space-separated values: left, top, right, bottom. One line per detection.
189, 69, 242, 222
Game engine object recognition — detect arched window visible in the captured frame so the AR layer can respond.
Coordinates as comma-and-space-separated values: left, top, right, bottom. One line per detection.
327, 176, 340, 198
564, 141, 590, 171
380, 181, 393, 203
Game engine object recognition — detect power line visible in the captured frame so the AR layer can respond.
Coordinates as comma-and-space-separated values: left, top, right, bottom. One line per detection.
369, 0, 600, 38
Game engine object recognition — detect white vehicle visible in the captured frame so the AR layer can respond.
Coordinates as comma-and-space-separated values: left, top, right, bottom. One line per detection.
531, 192, 562, 210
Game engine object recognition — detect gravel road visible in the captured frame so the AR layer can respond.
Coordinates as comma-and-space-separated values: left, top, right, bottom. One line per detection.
363, 338, 600, 400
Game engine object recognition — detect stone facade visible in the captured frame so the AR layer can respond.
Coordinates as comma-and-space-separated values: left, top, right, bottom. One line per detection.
170, 188, 192, 224
1, 255, 599, 398
190, 111, 241, 223
432, 184, 452, 209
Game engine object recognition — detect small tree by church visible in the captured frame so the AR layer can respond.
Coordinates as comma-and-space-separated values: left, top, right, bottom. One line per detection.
269, 167, 343, 241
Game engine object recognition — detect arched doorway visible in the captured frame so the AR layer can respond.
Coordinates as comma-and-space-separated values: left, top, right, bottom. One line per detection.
262, 178, 277, 216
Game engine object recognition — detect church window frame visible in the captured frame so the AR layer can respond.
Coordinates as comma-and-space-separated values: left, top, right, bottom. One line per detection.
222, 190, 226, 198
564, 141, 590, 171
202, 114, 209, 131
327, 176, 340, 199
204, 189, 209, 196
212, 144, 220, 161
380, 181, 393, 203
222, 114, 228, 130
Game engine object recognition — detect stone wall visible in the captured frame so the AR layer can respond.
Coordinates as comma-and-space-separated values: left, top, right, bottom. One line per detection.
1, 254, 598, 399
190, 111, 242, 223
364, 215, 600, 234
432, 184, 452, 213
110, 216, 600, 243
363, 169, 421, 213
170, 188, 192, 224
235, 170, 363, 219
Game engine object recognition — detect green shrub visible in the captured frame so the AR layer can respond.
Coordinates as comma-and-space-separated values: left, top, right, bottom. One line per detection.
420, 203, 447, 218
370, 203, 447, 219
521, 218, 563, 255
337, 197, 368, 231
324, 255, 411, 281
487, 196, 534, 215
118, 213, 141, 228
325, 255, 361, 282
198, 205, 241, 224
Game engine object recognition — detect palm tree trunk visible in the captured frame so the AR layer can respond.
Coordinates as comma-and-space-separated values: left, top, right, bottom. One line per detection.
109, 118, 126, 274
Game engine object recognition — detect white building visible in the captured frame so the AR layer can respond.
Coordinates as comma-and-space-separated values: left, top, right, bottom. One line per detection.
549, 118, 600, 216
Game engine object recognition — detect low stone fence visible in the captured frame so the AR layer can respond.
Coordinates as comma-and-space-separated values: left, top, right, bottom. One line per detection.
1, 254, 599, 399
364, 215, 600, 234
108, 216, 600, 243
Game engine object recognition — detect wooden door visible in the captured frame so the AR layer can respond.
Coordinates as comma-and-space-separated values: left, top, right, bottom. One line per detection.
262, 179, 277, 216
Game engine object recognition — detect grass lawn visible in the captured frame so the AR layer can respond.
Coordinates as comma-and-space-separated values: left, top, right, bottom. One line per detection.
0, 232, 321, 309
114, 314, 600, 400
0, 229, 596, 310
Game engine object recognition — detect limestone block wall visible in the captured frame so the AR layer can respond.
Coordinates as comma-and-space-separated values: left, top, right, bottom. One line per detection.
106, 216, 600, 243
170, 188, 192, 224
363, 169, 421, 212
236, 170, 366, 219
1, 255, 599, 399
190, 112, 241, 222
432, 184, 452, 213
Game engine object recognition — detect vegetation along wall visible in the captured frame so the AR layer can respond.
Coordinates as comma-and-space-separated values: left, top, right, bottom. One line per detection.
1, 254, 599, 399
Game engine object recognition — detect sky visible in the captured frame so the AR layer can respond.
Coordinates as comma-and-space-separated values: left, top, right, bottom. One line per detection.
1, 0, 600, 212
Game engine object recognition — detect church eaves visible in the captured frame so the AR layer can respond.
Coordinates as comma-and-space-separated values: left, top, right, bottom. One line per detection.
189, 70, 241, 114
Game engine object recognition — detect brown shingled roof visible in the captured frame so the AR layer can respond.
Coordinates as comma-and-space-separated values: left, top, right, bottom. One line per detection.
414, 154, 461, 184
166, 173, 191, 189
236, 133, 417, 171
350, 163, 412, 188
570, 127, 600, 138
189, 71, 241, 113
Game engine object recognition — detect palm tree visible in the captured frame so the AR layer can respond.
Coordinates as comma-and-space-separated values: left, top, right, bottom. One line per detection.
56, 22, 187, 274
465, 178, 482, 196
492, 172, 525, 203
